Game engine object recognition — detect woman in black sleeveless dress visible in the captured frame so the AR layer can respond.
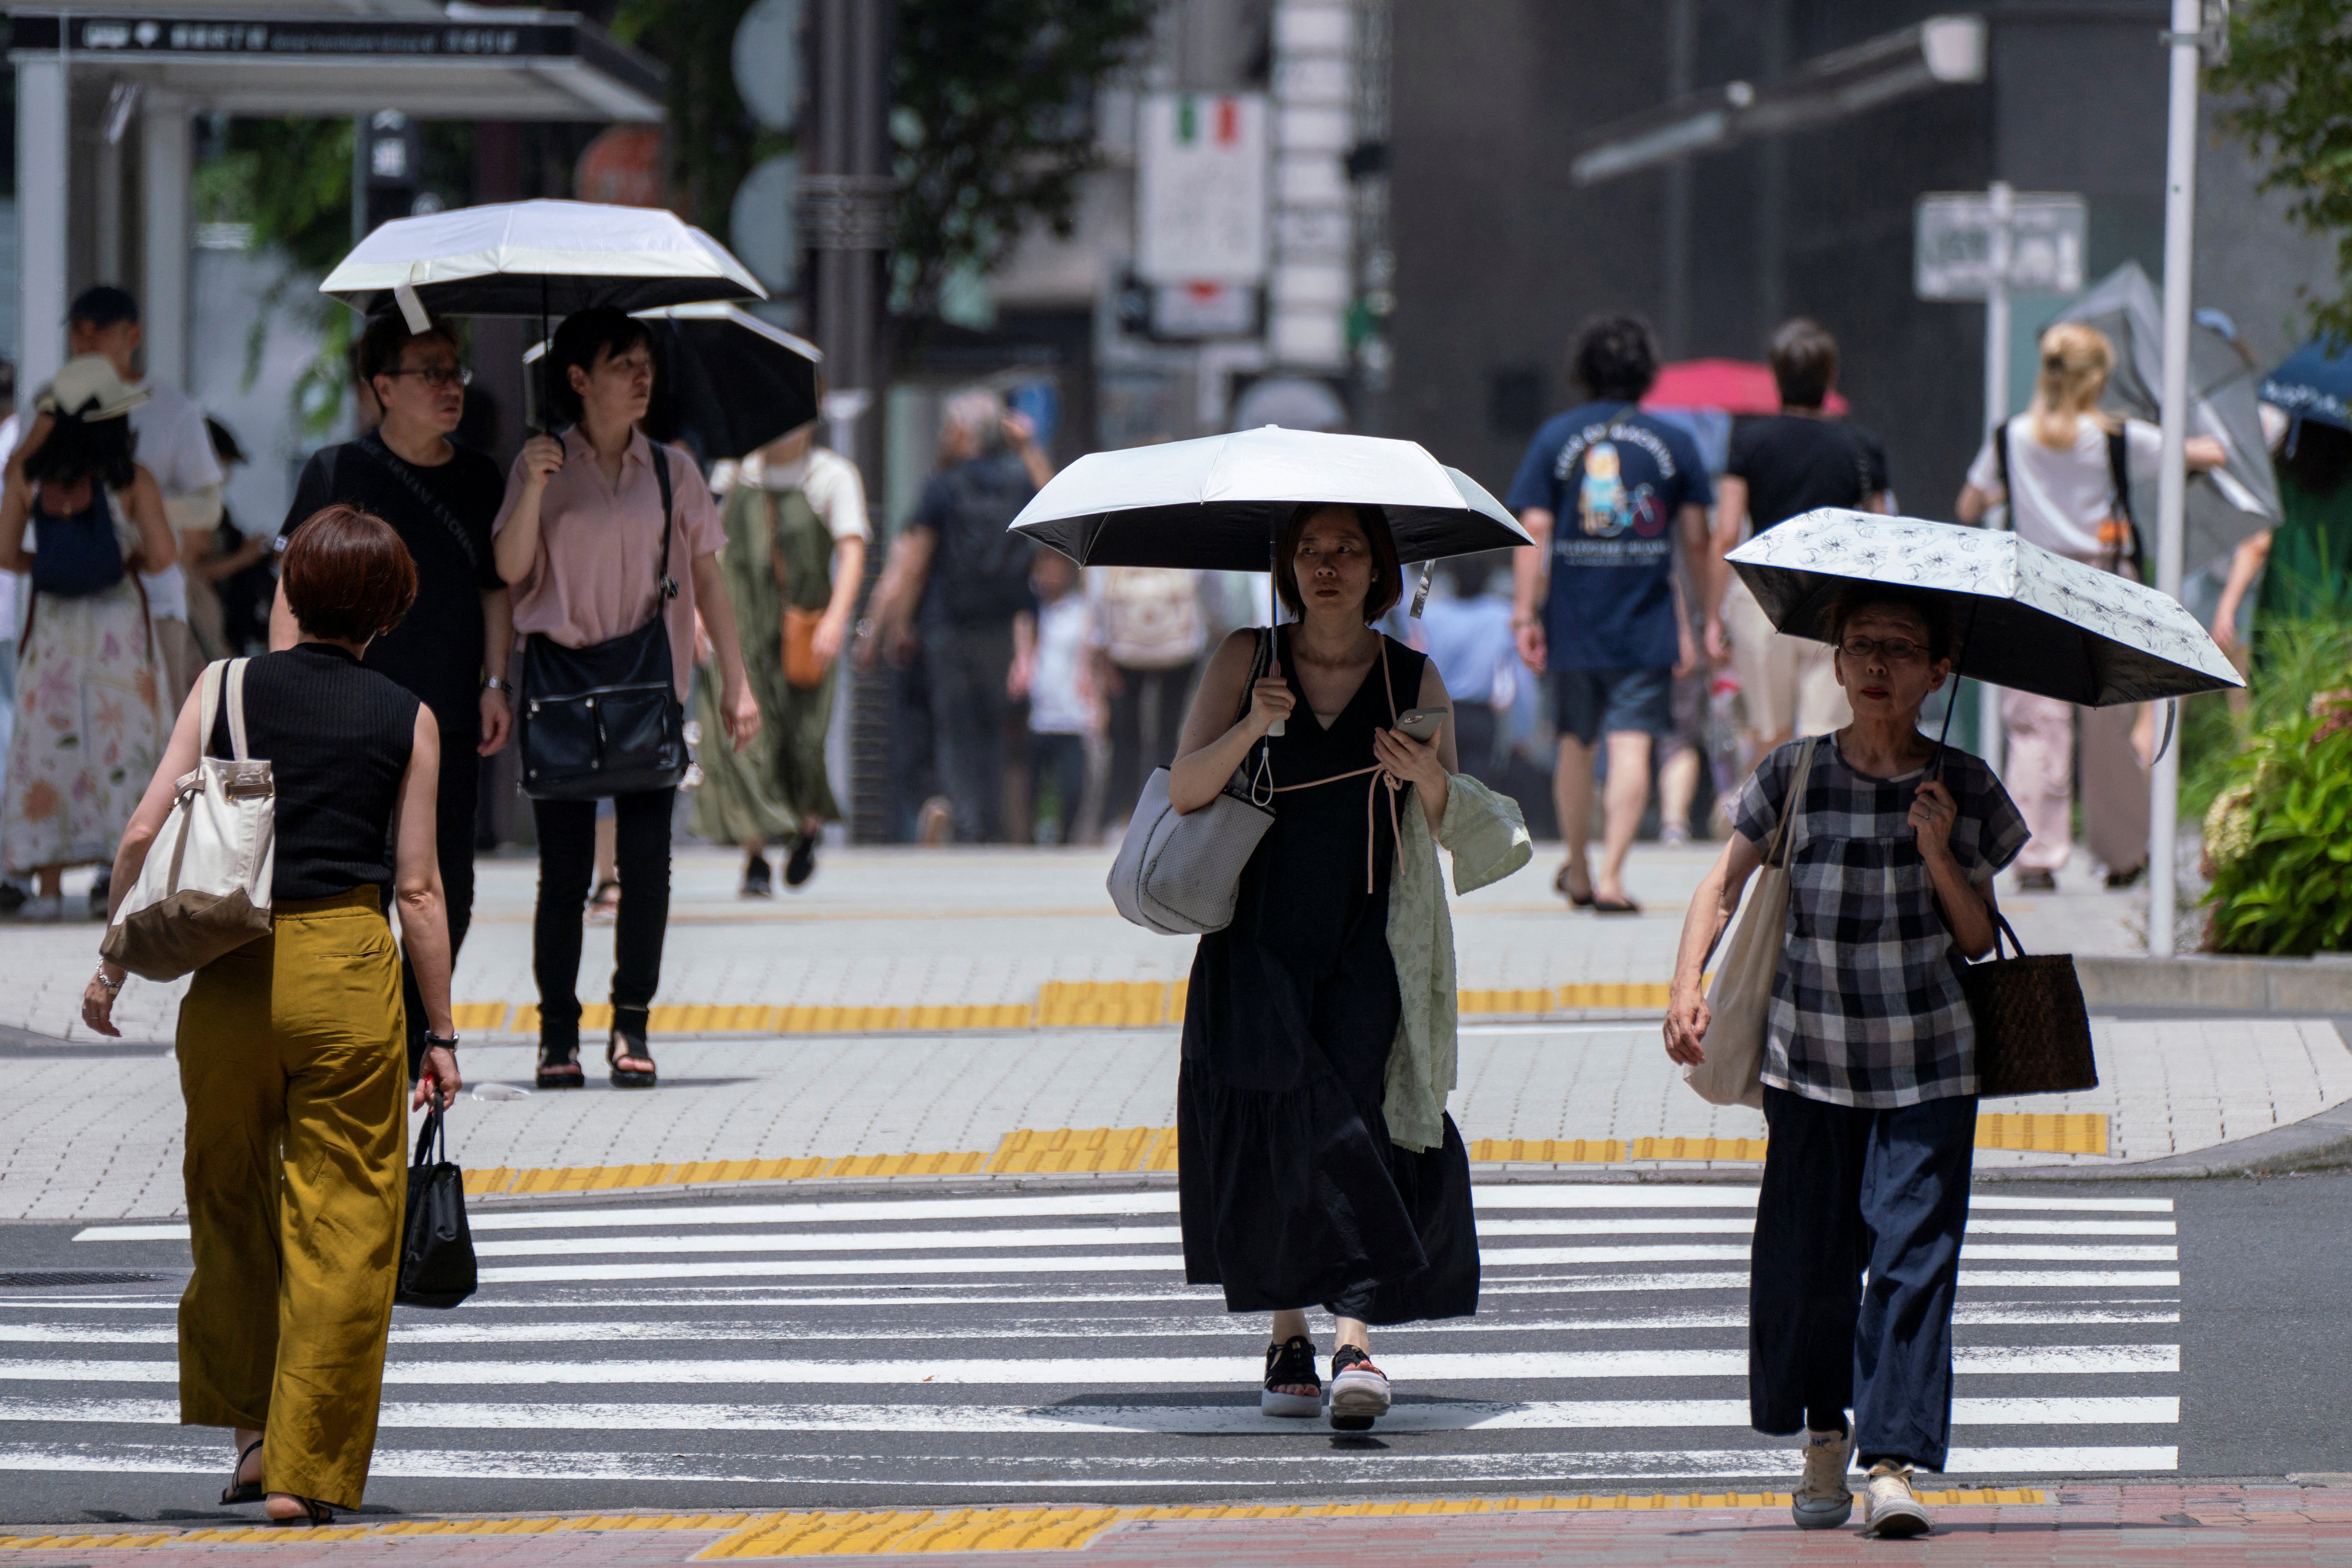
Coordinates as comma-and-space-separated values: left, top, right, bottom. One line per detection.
1166, 501, 1480, 1432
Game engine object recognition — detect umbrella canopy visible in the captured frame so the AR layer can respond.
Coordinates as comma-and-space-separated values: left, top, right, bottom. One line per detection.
2261, 338, 2352, 439
525, 304, 823, 462
2054, 262, 2279, 576
1642, 358, 1848, 416
1008, 426, 1530, 570
1728, 508, 2243, 706
319, 199, 765, 320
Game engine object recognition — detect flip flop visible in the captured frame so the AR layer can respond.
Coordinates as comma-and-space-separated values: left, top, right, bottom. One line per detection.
1592, 897, 1643, 915
1552, 865, 1595, 908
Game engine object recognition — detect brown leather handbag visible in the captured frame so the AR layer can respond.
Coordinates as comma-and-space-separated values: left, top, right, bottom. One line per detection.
1954, 914, 2100, 1097
782, 607, 824, 689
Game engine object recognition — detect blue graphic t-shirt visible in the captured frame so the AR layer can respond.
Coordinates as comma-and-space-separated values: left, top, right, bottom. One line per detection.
1505, 402, 1712, 671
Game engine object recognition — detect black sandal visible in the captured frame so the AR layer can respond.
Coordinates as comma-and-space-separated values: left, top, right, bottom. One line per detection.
219, 1439, 263, 1505
268, 1496, 335, 1527
607, 1006, 657, 1089
1261, 1334, 1321, 1419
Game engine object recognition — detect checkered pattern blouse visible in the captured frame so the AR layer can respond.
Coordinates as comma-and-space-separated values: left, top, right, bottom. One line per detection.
1730, 736, 2030, 1109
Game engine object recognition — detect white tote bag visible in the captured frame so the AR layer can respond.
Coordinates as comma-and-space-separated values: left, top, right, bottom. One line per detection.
1682, 735, 1818, 1109
100, 659, 275, 981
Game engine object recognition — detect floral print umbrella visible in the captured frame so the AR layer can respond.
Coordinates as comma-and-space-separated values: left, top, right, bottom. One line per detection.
1728, 508, 2243, 706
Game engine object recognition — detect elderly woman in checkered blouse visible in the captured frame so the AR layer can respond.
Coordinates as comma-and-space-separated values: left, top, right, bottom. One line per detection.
1664, 585, 2028, 1541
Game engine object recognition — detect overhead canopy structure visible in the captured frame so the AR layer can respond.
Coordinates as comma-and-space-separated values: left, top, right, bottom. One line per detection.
7, 3, 665, 393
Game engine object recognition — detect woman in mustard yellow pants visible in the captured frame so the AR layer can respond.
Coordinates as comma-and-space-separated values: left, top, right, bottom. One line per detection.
83, 506, 463, 1525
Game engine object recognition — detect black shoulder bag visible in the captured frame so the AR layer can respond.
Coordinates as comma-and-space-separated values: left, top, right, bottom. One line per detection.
395, 1103, 477, 1309
516, 445, 690, 799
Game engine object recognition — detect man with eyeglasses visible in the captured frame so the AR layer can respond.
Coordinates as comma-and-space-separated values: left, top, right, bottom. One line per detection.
273, 312, 513, 1082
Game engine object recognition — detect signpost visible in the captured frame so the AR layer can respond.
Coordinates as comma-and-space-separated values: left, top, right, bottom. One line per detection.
1137, 93, 1269, 287
1915, 183, 2087, 772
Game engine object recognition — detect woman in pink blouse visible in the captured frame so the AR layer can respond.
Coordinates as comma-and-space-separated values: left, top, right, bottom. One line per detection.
493, 308, 760, 1090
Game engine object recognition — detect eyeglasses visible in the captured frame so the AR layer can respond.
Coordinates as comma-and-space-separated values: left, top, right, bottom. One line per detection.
383, 366, 473, 389
1838, 635, 1929, 663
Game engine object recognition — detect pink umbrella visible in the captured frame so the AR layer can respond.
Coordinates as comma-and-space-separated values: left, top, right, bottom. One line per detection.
1642, 358, 1848, 416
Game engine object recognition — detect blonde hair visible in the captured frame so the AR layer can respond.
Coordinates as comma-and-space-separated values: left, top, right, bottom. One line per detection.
2028, 322, 2119, 448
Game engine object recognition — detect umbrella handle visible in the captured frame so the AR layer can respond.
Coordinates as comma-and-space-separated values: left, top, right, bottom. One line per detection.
1266, 535, 1285, 738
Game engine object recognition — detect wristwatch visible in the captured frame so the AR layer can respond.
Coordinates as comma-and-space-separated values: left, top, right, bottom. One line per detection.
423, 1032, 461, 1051
481, 676, 510, 693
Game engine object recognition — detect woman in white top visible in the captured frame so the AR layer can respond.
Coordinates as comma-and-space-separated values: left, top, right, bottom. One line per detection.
1953, 322, 2224, 890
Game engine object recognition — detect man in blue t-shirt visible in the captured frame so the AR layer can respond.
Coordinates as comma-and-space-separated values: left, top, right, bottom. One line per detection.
1508, 315, 1712, 914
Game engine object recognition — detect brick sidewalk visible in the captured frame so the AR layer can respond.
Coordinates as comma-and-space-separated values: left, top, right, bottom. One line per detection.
2, 1487, 2347, 1565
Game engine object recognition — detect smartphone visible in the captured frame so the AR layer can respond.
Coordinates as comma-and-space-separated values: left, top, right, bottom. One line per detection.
1393, 706, 1448, 742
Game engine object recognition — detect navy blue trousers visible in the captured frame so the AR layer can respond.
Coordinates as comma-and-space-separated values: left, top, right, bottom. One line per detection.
1749, 1085, 1977, 1471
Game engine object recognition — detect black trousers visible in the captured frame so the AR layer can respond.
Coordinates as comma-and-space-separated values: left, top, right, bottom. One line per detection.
1749, 1085, 1977, 1472
1028, 732, 1087, 843
924, 621, 1017, 843
403, 729, 478, 1079
1105, 662, 1195, 821
529, 787, 675, 1052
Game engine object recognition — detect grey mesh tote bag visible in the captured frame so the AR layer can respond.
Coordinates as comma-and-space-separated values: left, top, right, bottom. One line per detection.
1107, 631, 1276, 935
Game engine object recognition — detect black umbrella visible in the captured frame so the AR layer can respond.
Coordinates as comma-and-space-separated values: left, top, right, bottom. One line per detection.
639, 305, 822, 462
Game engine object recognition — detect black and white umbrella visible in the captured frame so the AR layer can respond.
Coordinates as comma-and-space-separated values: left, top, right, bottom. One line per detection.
1729, 508, 2243, 706
527, 303, 822, 462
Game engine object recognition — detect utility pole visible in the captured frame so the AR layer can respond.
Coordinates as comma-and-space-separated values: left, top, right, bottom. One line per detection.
2148, 0, 2209, 957
805, 0, 894, 490
1978, 179, 2012, 776
805, 0, 896, 842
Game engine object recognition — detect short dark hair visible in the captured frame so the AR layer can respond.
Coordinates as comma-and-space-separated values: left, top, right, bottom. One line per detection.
1274, 501, 1403, 622
356, 311, 464, 389
68, 285, 139, 328
1769, 318, 1839, 408
282, 505, 418, 642
547, 307, 653, 426
23, 410, 136, 493
1571, 314, 1659, 402
1827, 585, 1959, 664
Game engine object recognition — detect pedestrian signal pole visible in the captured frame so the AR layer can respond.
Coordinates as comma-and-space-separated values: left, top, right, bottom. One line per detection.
2148, 0, 2211, 958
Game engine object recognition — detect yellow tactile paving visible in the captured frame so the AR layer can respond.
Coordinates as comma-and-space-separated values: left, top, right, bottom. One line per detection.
462, 976, 1711, 1041
692, 1489, 2048, 1556
459, 1112, 2108, 1197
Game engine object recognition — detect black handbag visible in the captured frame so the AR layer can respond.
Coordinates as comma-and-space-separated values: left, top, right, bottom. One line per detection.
396, 1103, 477, 1310
517, 444, 690, 799
1954, 914, 2101, 1097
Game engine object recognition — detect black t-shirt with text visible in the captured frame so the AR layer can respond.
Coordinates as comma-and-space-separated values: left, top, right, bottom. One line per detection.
281, 437, 506, 735
1725, 415, 1891, 534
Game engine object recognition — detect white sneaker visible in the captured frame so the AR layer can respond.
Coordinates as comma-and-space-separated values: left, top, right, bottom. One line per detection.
17, 895, 60, 922
1791, 1428, 1854, 1529
1863, 1461, 1932, 1538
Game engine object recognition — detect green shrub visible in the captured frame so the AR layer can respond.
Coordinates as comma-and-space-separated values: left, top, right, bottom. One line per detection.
2202, 685, 2352, 955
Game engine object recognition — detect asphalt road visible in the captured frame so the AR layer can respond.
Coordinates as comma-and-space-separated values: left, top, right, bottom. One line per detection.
0, 1168, 2343, 1527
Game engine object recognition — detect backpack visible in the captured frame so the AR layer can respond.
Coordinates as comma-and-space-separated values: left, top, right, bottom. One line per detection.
29, 490, 128, 598
1994, 419, 2144, 580
1096, 567, 1205, 670
931, 457, 1039, 625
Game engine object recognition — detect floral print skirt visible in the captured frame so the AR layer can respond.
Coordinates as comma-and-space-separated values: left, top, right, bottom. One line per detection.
1, 582, 168, 875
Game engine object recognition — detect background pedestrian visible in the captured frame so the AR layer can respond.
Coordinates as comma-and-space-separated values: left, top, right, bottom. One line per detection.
65, 286, 224, 703
1090, 564, 1206, 829
1955, 321, 2225, 891
493, 307, 758, 1092
1019, 547, 1097, 844
692, 419, 868, 893
1508, 315, 1712, 913
1664, 587, 2025, 1540
2213, 418, 2352, 666
83, 503, 462, 1527
1705, 319, 1891, 754
275, 312, 512, 1079
1411, 553, 1517, 784
0, 357, 175, 920
186, 419, 270, 659
865, 388, 1054, 842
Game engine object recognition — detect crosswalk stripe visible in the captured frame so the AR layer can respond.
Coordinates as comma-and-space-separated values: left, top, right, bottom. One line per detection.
0, 1395, 2179, 1433
0, 1344, 2177, 1385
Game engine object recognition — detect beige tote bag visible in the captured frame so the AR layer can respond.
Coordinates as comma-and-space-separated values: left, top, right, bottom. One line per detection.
101, 659, 275, 981
1683, 735, 1818, 1109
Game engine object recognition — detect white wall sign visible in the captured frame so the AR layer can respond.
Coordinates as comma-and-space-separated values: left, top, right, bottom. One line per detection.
1137, 93, 1269, 286
1916, 191, 2087, 301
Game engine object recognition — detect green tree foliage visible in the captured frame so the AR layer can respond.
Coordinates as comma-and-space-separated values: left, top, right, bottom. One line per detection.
2219, 0, 2352, 341
891, 0, 1155, 321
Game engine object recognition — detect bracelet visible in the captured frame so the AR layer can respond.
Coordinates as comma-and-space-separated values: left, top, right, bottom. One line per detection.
91, 967, 123, 995
423, 1032, 460, 1051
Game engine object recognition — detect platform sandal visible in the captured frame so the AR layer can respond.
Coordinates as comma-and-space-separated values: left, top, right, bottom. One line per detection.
1328, 1344, 1392, 1431
1261, 1334, 1321, 1418
607, 1006, 657, 1089
218, 1439, 263, 1505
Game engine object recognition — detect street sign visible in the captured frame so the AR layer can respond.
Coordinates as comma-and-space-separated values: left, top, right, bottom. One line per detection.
1915, 190, 2087, 300
1136, 93, 1269, 285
